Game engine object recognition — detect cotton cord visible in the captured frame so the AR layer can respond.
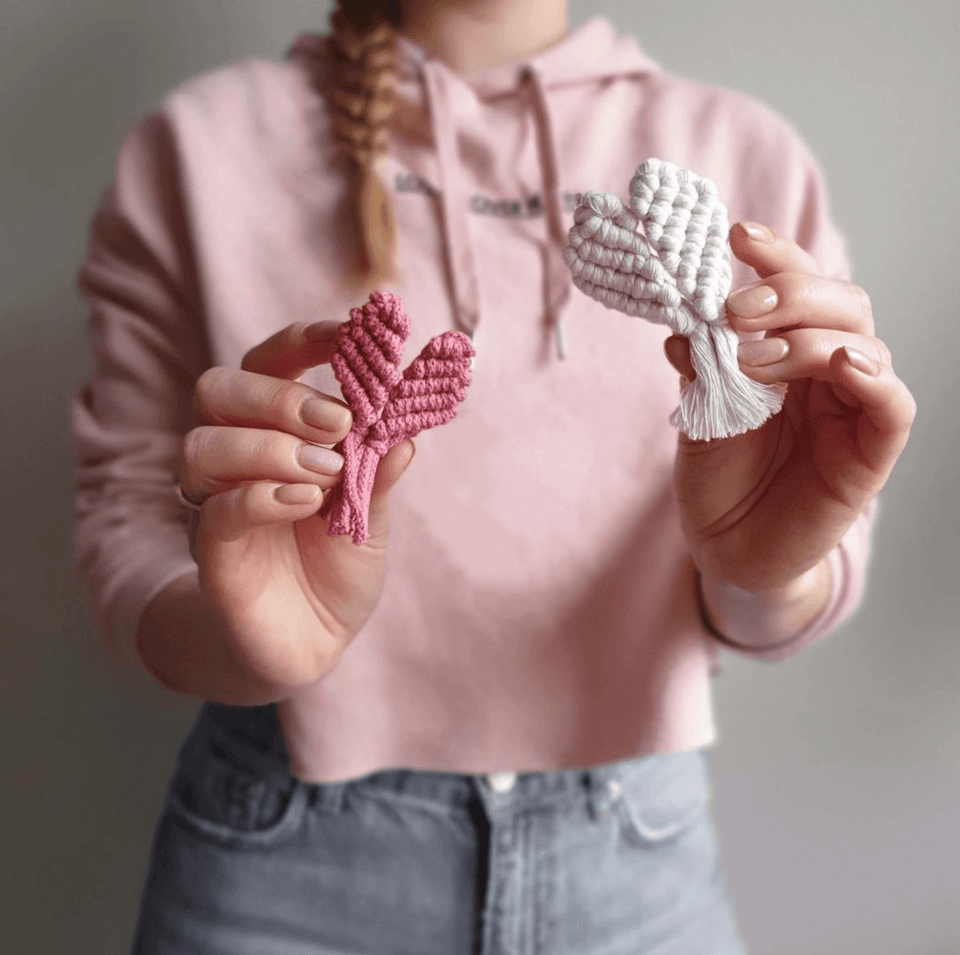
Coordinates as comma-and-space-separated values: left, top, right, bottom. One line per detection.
563, 158, 785, 440
321, 291, 475, 545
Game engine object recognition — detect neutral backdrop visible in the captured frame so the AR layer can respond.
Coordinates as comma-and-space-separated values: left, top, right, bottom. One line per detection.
1, 1, 956, 952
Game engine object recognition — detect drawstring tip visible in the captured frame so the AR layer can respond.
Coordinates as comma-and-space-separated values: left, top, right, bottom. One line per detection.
555, 321, 567, 360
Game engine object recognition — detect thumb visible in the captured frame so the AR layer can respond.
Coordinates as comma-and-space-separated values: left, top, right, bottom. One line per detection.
366, 439, 416, 540
664, 334, 696, 382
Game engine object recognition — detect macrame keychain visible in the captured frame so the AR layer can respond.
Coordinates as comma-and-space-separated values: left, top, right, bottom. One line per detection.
320, 291, 475, 546
563, 158, 786, 440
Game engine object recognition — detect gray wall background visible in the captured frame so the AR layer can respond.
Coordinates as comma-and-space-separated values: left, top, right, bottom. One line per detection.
1, 0, 956, 951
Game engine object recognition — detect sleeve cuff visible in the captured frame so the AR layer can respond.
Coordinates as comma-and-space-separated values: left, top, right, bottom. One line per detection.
697, 500, 876, 662
106, 556, 197, 668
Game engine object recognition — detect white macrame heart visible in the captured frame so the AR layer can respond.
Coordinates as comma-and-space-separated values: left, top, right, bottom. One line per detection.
562, 158, 786, 440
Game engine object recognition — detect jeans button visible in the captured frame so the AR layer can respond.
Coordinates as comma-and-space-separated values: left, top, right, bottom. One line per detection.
485, 771, 517, 793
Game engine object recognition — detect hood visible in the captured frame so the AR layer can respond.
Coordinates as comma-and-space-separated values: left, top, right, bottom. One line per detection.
289, 17, 660, 358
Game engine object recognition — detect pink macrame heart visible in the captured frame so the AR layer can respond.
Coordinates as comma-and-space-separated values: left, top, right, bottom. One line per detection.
320, 291, 474, 545
563, 158, 785, 440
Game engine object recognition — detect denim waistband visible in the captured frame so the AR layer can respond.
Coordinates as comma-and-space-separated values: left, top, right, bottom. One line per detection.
197, 701, 708, 820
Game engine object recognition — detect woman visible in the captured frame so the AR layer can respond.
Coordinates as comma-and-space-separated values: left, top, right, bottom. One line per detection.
73, 1, 915, 951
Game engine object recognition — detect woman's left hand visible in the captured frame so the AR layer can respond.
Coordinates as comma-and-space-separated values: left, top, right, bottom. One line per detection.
664, 221, 916, 594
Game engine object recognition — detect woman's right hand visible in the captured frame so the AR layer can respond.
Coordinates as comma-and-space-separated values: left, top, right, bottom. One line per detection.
176, 320, 415, 686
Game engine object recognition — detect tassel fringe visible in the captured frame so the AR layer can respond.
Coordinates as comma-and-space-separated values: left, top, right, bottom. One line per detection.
672, 323, 785, 440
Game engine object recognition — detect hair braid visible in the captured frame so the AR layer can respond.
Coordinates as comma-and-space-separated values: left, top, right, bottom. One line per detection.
330, 1, 401, 289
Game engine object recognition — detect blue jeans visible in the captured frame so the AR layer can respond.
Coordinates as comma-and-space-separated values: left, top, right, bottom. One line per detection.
131, 702, 747, 954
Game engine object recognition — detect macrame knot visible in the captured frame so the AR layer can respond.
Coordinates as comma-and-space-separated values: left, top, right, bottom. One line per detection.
563, 158, 786, 440
321, 291, 475, 545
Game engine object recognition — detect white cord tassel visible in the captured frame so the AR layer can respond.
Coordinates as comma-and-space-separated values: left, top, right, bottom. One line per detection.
562, 159, 785, 440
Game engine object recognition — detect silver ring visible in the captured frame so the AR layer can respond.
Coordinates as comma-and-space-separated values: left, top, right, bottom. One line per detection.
174, 480, 204, 512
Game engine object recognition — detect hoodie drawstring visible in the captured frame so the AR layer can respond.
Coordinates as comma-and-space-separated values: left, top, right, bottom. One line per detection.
524, 64, 572, 359
419, 58, 572, 361
420, 61, 481, 348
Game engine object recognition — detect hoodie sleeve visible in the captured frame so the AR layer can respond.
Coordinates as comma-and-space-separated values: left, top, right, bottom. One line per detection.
72, 110, 208, 668
702, 113, 878, 662
703, 498, 877, 663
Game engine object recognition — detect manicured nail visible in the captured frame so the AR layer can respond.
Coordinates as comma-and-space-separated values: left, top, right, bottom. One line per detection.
738, 337, 789, 366
298, 444, 344, 475
301, 397, 351, 433
739, 221, 774, 242
842, 345, 880, 376
275, 484, 321, 505
727, 285, 778, 319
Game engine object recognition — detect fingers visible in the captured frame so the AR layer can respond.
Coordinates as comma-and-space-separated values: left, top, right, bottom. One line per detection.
664, 334, 695, 382
667, 224, 873, 385
371, 439, 416, 498
186, 360, 355, 506
736, 328, 891, 385
728, 220, 875, 336
181, 425, 344, 503
728, 221, 819, 278
671, 318, 914, 477
195, 367, 352, 443
241, 320, 342, 380
198, 482, 323, 544
726, 272, 874, 337
186, 319, 419, 551
366, 439, 416, 542
738, 328, 916, 472
193, 441, 417, 551
827, 346, 916, 473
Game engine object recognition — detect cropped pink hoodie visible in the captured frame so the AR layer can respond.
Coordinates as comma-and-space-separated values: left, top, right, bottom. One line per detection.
73, 17, 875, 783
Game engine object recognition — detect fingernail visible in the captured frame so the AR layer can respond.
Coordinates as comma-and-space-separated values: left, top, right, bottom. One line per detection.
727, 284, 778, 319
275, 484, 321, 505
740, 221, 774, 242
301, 397, 351, 433
842, 345, 880, 376
738, 337, 789, 366
298, 444, 344, 475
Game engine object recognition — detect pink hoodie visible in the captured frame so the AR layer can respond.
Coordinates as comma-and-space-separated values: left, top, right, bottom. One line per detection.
73, 17, 874, 782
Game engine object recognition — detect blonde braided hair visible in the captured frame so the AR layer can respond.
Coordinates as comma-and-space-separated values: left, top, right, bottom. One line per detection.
330, 0, 401, 289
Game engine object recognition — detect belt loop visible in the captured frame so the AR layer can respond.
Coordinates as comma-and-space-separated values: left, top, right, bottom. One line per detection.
585, 765, 621, 820
310, 780, 347, 814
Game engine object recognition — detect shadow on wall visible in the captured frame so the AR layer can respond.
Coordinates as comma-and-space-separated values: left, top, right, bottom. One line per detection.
0, 3, 313, 952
